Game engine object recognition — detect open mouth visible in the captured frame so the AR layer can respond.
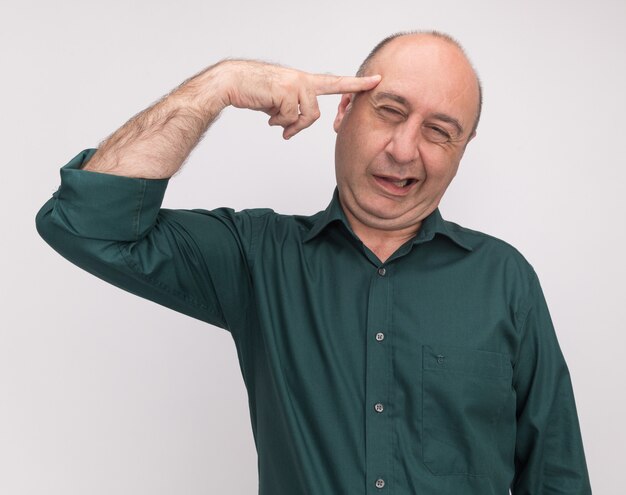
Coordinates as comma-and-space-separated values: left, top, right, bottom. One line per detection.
374, 175, 418, 191
381, 177, 416, 187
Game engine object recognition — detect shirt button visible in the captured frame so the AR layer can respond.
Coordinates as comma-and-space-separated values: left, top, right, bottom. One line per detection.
374, 402, 384, 413
375, 478, 385, 489
378, 267, 386, 276
375, 332, 385, 342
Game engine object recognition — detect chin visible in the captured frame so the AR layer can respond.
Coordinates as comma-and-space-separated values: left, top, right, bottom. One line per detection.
369, 189, 409, 206
359, 196, 408, 220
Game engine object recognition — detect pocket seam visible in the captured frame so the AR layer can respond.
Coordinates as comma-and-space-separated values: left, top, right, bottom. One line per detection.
423, 344, 511, 379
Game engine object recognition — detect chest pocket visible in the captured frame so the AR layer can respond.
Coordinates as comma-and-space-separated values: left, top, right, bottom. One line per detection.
422, 344, 512, 476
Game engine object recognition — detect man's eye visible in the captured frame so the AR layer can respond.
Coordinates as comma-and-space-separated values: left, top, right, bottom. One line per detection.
380, 106, 403, 116
424, 125, 451, 142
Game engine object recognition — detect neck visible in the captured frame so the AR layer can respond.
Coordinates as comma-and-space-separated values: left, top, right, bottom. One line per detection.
342, 207, 422, 263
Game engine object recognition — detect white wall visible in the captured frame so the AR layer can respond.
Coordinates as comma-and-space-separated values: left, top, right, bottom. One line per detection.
2, 0, 623, 493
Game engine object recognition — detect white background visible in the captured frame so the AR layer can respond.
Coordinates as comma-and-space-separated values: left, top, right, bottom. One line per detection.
2, 0, 624, 493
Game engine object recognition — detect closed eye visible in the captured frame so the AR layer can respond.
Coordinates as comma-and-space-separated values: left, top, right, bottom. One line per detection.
380, 106, 404, 116
424, 125, 451, 142
429, 126, 449, 138
382, 106, 398, 113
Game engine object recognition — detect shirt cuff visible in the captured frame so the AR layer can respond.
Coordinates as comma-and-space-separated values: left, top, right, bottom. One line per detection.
51, 148, 170, 241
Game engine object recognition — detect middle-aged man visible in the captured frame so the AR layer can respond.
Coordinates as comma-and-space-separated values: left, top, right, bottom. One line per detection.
36, 31, 592, 494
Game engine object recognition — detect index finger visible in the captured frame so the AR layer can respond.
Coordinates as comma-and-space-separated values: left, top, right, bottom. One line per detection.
313, 73, 382, 96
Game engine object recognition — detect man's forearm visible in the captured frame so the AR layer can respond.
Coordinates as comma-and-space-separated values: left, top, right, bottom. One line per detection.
82, 61, 231, 179
76, 59, 382, 178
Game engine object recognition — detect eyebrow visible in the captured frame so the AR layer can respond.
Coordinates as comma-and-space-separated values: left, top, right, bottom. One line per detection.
373, 91, 410, 107
373, 91, 465, 137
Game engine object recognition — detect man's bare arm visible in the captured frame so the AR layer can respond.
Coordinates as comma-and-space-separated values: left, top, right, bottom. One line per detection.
81, 59, 381, 179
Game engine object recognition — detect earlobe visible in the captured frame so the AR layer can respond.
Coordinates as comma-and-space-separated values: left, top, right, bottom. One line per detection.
333, 93, 354, 133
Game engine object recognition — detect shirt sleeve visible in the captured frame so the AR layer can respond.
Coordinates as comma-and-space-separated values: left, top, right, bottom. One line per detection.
35, 148, 258, 336
511, 267, 592, 494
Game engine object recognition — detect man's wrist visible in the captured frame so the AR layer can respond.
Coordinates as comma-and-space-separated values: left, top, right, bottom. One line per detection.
174, 60, 233, 119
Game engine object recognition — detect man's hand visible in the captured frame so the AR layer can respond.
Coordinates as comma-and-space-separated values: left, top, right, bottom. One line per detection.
220, 60, 381, 139
81, 58, 379, 178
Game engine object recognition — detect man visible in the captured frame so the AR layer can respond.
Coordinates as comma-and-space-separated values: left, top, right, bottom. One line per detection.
36, 30, 592, 494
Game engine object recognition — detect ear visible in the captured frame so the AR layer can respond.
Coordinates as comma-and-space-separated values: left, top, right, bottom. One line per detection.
333, 93, 354, 133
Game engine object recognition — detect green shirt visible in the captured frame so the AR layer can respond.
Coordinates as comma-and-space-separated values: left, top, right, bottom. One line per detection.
36, 148, 592, 495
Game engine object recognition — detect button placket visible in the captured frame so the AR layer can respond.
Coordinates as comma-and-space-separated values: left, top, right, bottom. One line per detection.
365, 263, 392, 494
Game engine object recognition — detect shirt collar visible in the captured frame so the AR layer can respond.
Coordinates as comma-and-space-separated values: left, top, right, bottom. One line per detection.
302, 186, 473, 252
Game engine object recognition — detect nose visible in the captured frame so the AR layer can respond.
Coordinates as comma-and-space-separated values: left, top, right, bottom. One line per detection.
384, 121, 421, 165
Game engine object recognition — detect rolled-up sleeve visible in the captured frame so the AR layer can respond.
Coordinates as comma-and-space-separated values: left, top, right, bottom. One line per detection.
511, 268, 592, 494
35, 149, 258, 335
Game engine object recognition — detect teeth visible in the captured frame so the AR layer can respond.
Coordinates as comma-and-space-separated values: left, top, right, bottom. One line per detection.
391, 179, 408, 187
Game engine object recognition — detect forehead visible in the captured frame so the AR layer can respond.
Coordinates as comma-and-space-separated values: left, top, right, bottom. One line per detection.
366, 36, 479, 124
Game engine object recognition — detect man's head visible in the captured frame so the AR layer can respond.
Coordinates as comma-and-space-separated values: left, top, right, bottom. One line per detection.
355, 31, 483, 137
333, 30, 482, 241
